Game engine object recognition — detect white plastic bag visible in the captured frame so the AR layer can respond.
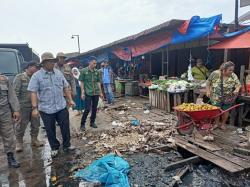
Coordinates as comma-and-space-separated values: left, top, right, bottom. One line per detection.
97, 98, 104, 109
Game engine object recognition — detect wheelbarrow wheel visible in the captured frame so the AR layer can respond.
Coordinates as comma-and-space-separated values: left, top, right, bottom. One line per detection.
176, 115, 195, 135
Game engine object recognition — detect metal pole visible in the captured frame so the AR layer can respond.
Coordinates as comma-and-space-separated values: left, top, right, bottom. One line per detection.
235, 0, 239, 31
77, 35, 80, 54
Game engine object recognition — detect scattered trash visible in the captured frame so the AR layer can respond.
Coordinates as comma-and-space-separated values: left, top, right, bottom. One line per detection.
131, 119, 140, 126
237, 128, 243, 134
118, 110, 125, 115
131, 103, 136, 105
74, 154, 130, 187
144, 110, 150, 114
50, 176, 58, 185
111, 121, 124, 127
153, 122, 165, 126
51, 176, 57, 182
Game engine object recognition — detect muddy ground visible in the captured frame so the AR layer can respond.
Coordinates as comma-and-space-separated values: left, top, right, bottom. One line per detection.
0, 97, 250, 187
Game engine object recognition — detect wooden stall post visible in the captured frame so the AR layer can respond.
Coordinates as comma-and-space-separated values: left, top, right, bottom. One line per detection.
161, 49, 164, 76
240, 65, 246, 96
149, 52, 152, 75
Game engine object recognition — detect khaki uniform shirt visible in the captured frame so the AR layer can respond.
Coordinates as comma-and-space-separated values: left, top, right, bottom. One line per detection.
54, 63, 76, 96
13, 72, 32, 108
0, 75, 20, 112
79, 67, 100, 96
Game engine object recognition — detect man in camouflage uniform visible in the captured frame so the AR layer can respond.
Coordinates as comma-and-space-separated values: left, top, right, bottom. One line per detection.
0, 74, 21, 168
55, 52, 76, 97
13, 61, 43, 152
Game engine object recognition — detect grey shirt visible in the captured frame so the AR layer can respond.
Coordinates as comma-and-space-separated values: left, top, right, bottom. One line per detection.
0, 75, 20, 112
27, 68, 69, 114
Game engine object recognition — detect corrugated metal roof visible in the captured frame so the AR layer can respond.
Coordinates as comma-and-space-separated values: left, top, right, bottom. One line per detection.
78, 19, 184, 57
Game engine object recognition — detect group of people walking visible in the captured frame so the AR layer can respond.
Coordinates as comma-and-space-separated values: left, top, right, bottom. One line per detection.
0, 51, 116, 168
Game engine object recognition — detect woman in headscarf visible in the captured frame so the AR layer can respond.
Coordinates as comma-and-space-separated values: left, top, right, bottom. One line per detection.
206, 61, 241, 130
72, 67, 85, 115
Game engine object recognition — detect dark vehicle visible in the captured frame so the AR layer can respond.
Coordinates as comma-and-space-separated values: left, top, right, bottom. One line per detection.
0, 48, 24, 80
0, 43, 39, 62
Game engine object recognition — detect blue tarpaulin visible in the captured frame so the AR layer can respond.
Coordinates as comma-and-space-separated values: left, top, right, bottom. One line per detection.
74, 154, 130, 187
171, 14, 222, 44
224, 26, 250, 38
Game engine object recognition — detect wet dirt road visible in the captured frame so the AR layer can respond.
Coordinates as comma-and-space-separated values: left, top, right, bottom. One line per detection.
0, 98, 117, 187
1, 97, 250, 187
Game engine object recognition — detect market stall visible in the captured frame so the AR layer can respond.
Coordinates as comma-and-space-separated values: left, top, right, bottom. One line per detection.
149, 78, 207, 112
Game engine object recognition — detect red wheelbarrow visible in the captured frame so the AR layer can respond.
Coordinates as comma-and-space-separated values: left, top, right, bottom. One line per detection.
173, 103, 244, 135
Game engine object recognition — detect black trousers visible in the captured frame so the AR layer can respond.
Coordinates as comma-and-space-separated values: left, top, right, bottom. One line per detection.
81, 95, 99, 126
40, 108, 71, 150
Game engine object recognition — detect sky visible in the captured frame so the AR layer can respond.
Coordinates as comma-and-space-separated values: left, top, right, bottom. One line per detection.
0, 0, 249, 56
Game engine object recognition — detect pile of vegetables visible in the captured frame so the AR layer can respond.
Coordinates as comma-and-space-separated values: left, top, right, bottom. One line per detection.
149, 79, 206, 92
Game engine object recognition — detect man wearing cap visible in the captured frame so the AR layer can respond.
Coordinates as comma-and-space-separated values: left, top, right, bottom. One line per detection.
0, 73, 21, 168
55, 52, 76, 97
28, 52, 75, 158
79, 56, 103, 130
13, 61, 43, 152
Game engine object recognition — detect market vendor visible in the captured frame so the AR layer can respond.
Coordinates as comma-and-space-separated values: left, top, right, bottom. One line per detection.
191, 58, 209, 80
206, 61, 241, 130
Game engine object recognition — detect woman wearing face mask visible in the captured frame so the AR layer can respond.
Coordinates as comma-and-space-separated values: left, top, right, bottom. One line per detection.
72, 67, 85, 116
206, 61, 241, 130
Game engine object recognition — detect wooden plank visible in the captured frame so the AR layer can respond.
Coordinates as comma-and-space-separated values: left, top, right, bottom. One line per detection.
212, 150, 250, 169
165, 156, 201, 172
174, 137, 244, 173
167, 92, 171, 113
180, 134, 222, 151
233, 147, 250, 156
212, 130, 244, 145
190, 133, 250, 170
169, 166, 190, 187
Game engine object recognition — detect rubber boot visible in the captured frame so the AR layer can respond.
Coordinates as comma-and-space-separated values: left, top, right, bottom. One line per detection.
31, 137, 43, 147
7, 152, 20, 168
16, 141, 23, 152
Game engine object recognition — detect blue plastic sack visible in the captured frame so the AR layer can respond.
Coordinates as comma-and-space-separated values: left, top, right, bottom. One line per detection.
74, 154, 130, 187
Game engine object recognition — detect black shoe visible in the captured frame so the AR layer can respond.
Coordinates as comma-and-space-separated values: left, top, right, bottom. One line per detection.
63, 145, 76, 153
90, 123, 97, 128
7, 152, 20, 168
80, 125, 86, 132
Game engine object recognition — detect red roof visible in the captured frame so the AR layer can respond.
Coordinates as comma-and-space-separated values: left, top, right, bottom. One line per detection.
210, 31, 250, 49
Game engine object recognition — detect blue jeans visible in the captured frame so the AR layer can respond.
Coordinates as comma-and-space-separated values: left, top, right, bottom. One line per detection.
103, 83, 114, 104
40, 108, 71, 150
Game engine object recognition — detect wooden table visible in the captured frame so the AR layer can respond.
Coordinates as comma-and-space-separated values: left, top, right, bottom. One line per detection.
149, 89, 189, 112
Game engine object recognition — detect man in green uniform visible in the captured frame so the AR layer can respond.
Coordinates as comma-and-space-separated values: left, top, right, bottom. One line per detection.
79, 56, 103, 131
55, 52, 76, 97
13, 61, 43, 152
0, 74, 21, 168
